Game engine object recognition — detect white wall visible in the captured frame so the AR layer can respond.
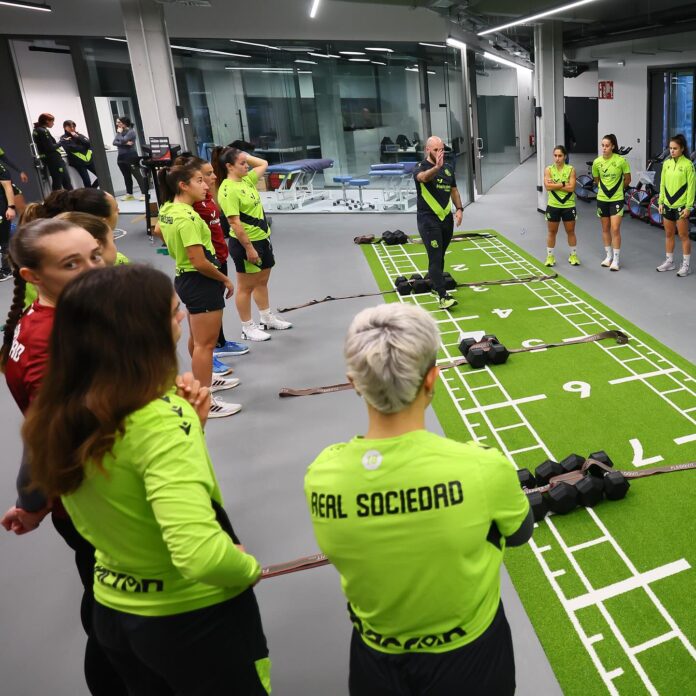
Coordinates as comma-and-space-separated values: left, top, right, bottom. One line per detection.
564, 69, 598, 98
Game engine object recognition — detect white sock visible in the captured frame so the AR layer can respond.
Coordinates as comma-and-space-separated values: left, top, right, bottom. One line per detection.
613, 249, 621, 262
604, 246, 612, 258
259, 308, 272, 323
570, 247, 577, 255
683, 255, 690, 265
242, 319, 254, 329
666, 253, 674, 262
547, 247, 554, 255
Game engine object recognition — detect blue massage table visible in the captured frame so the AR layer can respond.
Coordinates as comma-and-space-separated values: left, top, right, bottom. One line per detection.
266, 158, 334, 210
369, 161, 418, 211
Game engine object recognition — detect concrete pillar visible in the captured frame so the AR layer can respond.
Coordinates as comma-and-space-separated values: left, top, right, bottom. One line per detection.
313, 63, 348, 177
119, 0, 186, 149
534, 21, 564, 212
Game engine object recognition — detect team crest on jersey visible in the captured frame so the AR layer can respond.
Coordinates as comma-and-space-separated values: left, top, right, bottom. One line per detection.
362, 450, 382, 470
444, 168, 451, 176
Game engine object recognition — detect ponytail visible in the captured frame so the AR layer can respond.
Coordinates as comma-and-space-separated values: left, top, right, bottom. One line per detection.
157, 163, 201, 203
602, 133, 619, 153
20, 189, 111, 222
0, 267, 28, 371
211, 146, 230, 189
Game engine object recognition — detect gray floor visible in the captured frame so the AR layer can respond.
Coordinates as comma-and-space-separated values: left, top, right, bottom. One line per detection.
1, 154, 691, 695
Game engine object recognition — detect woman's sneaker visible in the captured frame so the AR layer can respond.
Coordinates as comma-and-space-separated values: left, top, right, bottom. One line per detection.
656, 259, 676, 272
120, 194, 135, 201
214, 340, 249, 357
600, 255, 613, 267
677, 261, 690, 277
208, 395, 242, 418
241, 322, 271, 342
213, 356, 234, 375
438, 294, 457, 310
210, 375, 241, 393
260, 313, 293, 330
544, 253, 556, 267
568, 252, 581, 266
610, 259, 620, 272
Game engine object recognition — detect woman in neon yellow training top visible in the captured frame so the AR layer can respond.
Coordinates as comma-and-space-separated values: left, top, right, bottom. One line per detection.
592, 133, 631, 271
656, 133, 695, 277
24, 265, 271, 696
543, 144, 579, 267
305, 302, 532, 696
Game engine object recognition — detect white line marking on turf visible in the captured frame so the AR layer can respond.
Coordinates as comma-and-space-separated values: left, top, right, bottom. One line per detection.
567, 537, 609, 553
606, 669, 624, 680
460, 394, 547, 415
588, 634, 604, 645
608, 367, 680, 384
674, 433, 696, 445
529, 302, 578, 311
509, 445, 545, 455
566, 559, 691, 612
551, 569, 566, 578
630, 632, 677, 655
496, 423, 526, 432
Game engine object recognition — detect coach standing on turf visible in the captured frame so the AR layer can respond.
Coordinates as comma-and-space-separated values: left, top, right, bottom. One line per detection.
305, 303, 533, 696
414, 136, 463, 310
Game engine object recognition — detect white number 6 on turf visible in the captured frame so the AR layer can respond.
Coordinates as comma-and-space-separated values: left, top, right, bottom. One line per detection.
563, 381, 591, 399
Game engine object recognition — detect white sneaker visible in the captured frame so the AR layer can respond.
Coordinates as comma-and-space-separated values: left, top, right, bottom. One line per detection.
120, 194, 135, 201
677, 261, 690, 277
600, 255, 612, 267
610, 259, 620, 272
241, 322, 271, 342
210, 375, 241, 393
656, 259, 676, 272
260, 313, 293, 331
208, 395, 242, 418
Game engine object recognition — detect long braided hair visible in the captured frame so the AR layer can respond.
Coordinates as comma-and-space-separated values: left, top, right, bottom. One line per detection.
0, 219, 78, 371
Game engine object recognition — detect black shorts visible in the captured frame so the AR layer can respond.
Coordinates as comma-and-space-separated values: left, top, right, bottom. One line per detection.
546, 206, 577, 222
597, 200, 625, 217
662, 206, 686, 222
228, 236, 275, 274
174, 271, 224, 314
348, 601, 515, 696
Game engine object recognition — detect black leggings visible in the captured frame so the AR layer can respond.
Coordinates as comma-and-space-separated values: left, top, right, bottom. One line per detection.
417, 214, 454, 297
72, 162, 99, 188
51, 514, 127, 696
45, 154, 72, 191
117, 160, 147, 195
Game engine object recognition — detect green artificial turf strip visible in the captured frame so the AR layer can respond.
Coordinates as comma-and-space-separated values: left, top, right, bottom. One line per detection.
360, 231, 696, 695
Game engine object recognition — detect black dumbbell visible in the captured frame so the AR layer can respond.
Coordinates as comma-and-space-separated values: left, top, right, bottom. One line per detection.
545, 482, 579, 515
527, 490, 548, 522
535, 459, 563, 486
409, 273, 431, 294
466, 347, 488, 369
603, 471, 630, 500
488, 344, 510, 365
586, 450, 614, 478
482, 334, 499, 344
394, 276, 412, 296
517, 468, 536, 489
560, 454, 586, 474
458, 337, 477, 357
575, 475, 604, 507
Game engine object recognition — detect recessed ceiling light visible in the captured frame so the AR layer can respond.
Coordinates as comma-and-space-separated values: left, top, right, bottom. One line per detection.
339, 51, 365, 56
427, 70, 436, 75
478, 0, 599, 36
295, 59, 317, 64
229, 39, 281, 51
371, 61, 387, 66
105, 37, 127, 43
0, 1, 51, 12
483, 51, 531, 71
349, 58, 370, 62
227, 67, 292, 72
419, 42, 446, 48
405, 67, 419, 72
365, 47, 394, 53
298, 70, 313, 74
308, 52, 340, 59
446, 38, 467, 51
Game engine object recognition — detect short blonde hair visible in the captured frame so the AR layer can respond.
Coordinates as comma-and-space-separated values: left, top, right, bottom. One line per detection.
344, 303, 439, 414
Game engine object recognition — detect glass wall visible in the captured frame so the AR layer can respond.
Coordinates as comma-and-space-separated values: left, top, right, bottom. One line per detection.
472, 53, 519, 193
169, 39, 471, 211
69, 38, 471, 211
649, 66, 696, 159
